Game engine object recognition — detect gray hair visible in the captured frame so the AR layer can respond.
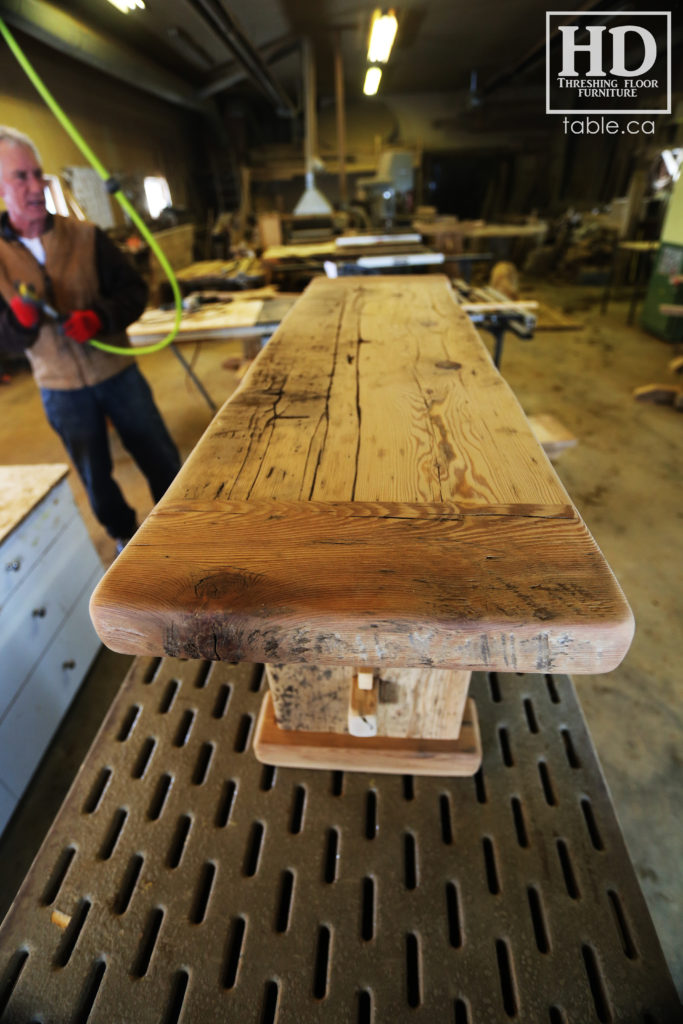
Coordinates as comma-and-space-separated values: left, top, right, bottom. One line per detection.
0, 126, 41, 164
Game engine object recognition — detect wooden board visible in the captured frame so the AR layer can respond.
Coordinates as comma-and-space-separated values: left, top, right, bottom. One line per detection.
262, 241, 336, 261
463, 222, 548, 240
633, 384, 682, 406
459, 300, 537, 313
175, 257, 261, 280
262, 239, 435, 264
253, 691, 482, 776
619, 240, 659, 253
414, 219, 548, 242
527, 413, 578, 459
91, 276, 633, 674
0, 464, 68, 543
533, 302, 584, 330
127, 294, 298, 345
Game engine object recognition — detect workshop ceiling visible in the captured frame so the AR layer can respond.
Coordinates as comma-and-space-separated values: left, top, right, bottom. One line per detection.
3, 0, 565, 112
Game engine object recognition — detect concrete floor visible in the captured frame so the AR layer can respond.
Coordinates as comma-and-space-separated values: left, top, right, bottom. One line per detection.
0, 282, 681, 999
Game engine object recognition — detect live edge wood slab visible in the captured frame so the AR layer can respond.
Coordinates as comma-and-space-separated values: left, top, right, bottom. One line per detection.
90, 275, 633, 774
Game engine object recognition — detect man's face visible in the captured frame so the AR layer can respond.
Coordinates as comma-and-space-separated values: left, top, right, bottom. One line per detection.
0, 142, 46, 236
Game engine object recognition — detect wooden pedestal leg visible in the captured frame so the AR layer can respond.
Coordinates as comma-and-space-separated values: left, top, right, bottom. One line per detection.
253, 665, 482, 776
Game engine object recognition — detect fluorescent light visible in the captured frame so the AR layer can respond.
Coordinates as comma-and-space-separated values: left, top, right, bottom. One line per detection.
367, 9, 397, 64
106, 0, 145, 12
363, 66, 382, 96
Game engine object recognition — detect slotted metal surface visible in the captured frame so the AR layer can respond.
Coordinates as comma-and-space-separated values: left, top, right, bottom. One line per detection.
0, 659, 679, 1024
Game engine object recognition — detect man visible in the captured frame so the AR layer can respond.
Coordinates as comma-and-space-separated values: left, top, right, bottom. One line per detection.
0, 126, 180, 552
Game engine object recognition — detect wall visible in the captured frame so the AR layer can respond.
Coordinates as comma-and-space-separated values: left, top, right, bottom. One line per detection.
318, 90, 543, 160
0, 31, 200, 225
315, 87, 642, 217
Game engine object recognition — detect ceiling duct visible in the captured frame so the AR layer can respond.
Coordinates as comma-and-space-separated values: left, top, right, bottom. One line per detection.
293, 37, 333, 216
200, 34, 299, 99
185, 0, 296, 115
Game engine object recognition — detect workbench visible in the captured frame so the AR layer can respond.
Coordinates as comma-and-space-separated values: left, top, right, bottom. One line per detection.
261, 235, 444, 279
413, 218, 548, 259
91, 275, 633, 777
127, 290, 299, 412
127, 291, 298, 347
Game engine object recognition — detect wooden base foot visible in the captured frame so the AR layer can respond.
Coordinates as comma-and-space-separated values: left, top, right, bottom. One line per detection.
253, 691, 482, 776
264, 664, 472, 739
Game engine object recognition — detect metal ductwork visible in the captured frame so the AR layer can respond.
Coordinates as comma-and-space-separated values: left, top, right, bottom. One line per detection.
200, 34, 299, 100
293, 36, 333, 216
185, 0, 296, 116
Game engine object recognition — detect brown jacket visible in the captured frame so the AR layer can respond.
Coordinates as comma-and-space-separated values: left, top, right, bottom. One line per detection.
0, 215, 141, 389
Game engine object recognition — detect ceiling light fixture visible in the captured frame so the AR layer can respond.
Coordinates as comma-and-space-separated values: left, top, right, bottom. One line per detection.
367, 9, 397, 64
105, 0, 145, 13
363, 66, 382, 96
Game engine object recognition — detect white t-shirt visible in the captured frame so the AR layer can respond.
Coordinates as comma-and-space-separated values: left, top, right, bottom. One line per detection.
20, 236, 46, 265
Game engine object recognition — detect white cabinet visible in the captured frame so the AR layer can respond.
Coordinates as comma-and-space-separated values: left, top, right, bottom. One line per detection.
0, 465, 103, 834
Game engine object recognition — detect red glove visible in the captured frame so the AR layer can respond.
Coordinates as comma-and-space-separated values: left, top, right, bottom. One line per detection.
10, 293, 40, 329
62, 309, 103, 344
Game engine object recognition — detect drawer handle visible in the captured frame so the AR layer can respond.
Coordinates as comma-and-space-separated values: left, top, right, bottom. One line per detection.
5, 558, 22, 572
32, 607, 47, 618
62, 660, 76, 670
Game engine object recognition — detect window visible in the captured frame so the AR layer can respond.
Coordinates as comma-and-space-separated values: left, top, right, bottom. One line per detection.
144, 176, 172, 219
44, 174, 68, 216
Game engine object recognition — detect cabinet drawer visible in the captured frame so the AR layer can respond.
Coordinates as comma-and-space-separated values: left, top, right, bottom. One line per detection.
0, 569, 102, 798
0, 478, 75, 608
0, 514, 103, 721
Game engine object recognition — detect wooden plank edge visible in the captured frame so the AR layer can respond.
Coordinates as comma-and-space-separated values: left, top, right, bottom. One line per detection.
253, 692, 482, 776
89, 558, 635, 674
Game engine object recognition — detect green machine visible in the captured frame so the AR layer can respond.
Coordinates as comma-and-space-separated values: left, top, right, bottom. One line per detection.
640, 242, 683, 342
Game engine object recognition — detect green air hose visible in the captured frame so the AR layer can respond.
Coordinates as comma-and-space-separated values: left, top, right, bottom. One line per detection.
0, 15, 182, 356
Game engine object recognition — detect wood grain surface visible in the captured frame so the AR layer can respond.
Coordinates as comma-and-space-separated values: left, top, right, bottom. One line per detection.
0, 464, 68, 543
90, 276, 634, 672
264, 664, 471, 738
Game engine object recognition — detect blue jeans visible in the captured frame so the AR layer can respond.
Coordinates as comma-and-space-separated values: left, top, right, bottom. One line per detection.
41, 364, 181, 539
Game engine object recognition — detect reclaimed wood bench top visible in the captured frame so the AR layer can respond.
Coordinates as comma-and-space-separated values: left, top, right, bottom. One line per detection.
90, 275, 633, 673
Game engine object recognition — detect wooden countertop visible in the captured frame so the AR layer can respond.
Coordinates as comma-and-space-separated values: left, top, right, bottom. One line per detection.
0, 464, 69, 544
91, 276, 633, 673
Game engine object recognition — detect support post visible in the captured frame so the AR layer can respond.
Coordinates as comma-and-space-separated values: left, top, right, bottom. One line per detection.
255, 664, 482, 775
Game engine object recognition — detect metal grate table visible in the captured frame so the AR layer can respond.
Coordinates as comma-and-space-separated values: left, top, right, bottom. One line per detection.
0, 659, 679, 1023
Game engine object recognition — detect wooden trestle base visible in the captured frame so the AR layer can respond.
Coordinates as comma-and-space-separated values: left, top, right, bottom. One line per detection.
253, 665, 483, 776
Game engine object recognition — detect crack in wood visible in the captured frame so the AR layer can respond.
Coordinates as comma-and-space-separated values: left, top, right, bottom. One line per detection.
306, 302, 344, 500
